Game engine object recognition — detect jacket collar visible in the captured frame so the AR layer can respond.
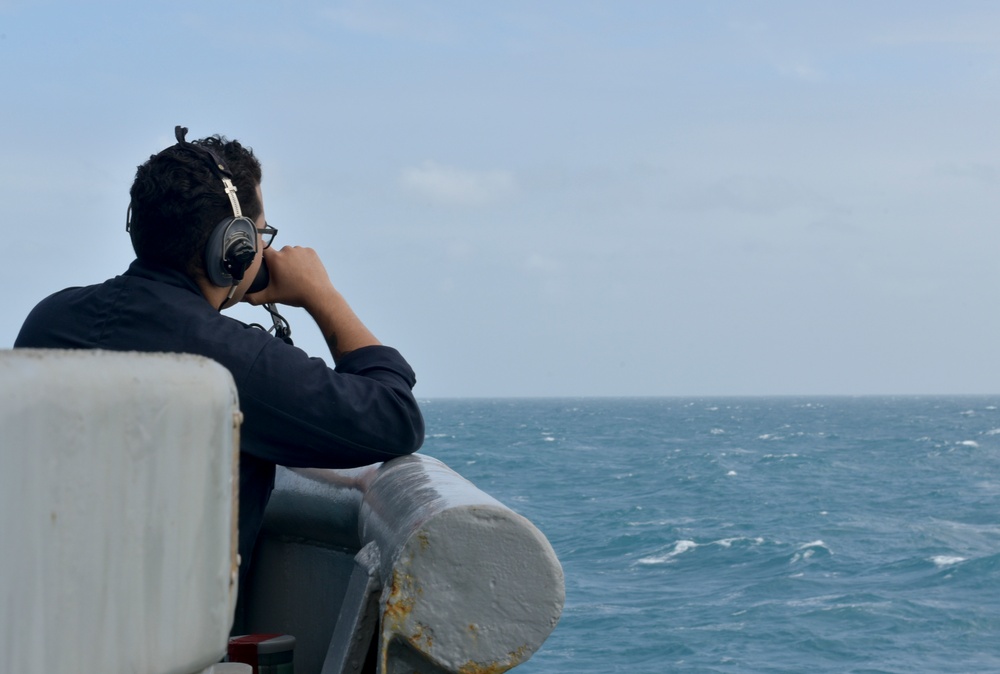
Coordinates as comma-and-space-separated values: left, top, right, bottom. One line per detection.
123, 258, 204, 296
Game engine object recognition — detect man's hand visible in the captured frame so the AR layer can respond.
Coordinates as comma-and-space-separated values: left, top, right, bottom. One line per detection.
245, 246, 380, 362
244, 245, 333, 310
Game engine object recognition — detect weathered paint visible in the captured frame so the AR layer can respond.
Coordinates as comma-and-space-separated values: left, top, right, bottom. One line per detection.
456, 646, 531, 674
364, 458, 565, 674
383, 569, 419, 626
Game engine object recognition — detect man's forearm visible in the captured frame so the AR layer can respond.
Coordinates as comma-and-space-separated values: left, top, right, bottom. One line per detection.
305, 288, 381, 363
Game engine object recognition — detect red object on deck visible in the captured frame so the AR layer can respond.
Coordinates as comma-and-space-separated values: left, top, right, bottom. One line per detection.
228, 633, 287, 673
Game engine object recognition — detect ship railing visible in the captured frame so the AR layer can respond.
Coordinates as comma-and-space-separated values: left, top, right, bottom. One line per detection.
242, 457, 565, 674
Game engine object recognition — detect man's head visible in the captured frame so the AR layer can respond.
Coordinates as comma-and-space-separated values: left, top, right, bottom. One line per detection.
128, 133, 263, 279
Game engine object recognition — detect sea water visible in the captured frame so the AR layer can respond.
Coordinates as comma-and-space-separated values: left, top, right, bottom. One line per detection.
420, 397, 1000, 673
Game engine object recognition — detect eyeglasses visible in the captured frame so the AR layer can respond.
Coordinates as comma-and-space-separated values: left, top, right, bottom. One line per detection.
258, 223, 277, 249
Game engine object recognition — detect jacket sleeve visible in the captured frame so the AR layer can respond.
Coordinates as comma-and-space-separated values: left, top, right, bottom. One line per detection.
235, 341, 425, 468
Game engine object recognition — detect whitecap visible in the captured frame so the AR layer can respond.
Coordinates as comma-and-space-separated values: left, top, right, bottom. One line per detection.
710, 428, 725, 435
931, 554, 964, 567
543, 436, 555, 442
985, 428, 1000, 436
636, 540, 699, 565
958, 440, 979, 448
714, 536, 763, 548
726, 470, 737, 476
636, 556, 668, 565
791, 540, 830, 563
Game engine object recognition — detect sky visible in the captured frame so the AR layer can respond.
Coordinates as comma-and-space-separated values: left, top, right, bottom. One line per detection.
3, 1, 1000, 397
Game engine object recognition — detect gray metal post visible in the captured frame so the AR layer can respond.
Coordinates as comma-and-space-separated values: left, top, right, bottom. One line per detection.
321, 542, 383, 674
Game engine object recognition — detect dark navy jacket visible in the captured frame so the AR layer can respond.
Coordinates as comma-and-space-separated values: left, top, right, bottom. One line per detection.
15, 259, 424, 582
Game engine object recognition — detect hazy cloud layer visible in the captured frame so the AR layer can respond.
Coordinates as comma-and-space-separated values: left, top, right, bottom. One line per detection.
401, 162, 517, 207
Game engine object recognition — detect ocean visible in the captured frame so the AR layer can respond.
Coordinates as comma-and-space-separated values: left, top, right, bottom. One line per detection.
419, 397, 1000, 674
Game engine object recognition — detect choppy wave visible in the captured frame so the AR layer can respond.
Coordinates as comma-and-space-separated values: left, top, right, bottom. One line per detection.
635, 536, 770, 566
421, 396, 1000, 673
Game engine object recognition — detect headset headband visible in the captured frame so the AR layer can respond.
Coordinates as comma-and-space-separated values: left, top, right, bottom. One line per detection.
126, 125, 245, 234
174, 126, 243, 219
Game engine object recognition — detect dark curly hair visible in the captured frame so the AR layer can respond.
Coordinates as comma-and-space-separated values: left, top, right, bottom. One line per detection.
128, 134, 263, 277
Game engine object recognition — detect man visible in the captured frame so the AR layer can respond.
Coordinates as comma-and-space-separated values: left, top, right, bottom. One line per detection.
15, 127, 425, 599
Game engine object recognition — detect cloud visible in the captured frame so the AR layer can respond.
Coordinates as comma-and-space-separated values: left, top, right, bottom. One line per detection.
446, 240, 475, 261
778, 63, 823, 82
522, 252, 568, 301
321, 2, 457, 43
872, 13, 1000, 48
672, 174, 805, 216
523, 252, 562, 274
400, 161, 517, 207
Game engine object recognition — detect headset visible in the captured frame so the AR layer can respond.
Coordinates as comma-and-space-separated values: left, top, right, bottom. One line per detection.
175, 125, 259, 298
126, 126, 292, 343
126, 126, 257, 297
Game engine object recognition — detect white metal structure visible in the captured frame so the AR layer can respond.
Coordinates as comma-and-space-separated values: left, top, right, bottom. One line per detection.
1, 350, 240, 674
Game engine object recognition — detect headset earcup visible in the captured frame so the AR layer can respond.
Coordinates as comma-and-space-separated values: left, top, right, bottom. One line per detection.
205, 217, 258, 287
